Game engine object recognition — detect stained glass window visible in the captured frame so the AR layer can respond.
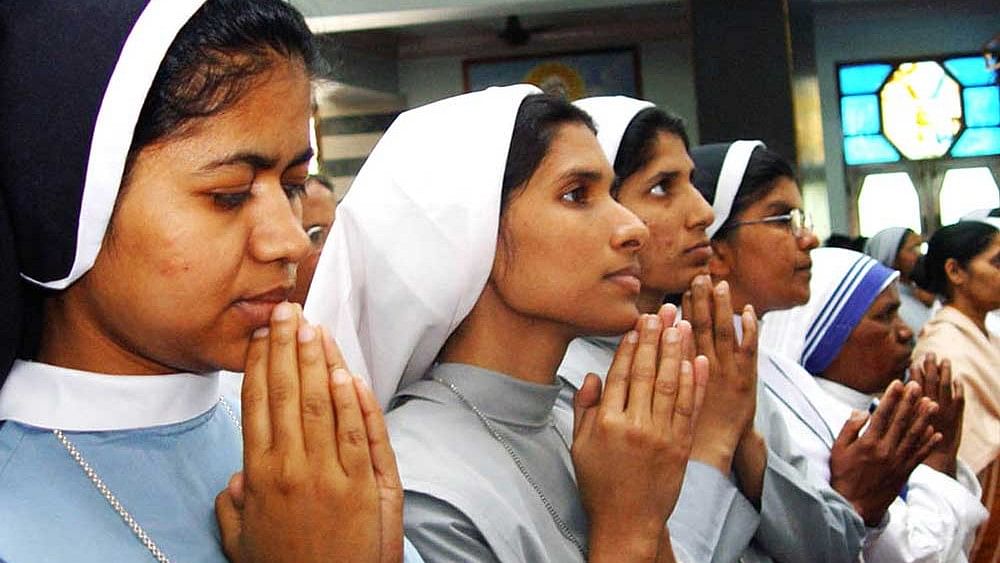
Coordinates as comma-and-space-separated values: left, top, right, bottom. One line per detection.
838, 54, 1000, 164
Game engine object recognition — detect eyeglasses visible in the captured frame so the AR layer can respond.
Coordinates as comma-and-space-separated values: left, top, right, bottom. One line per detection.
726, 208, 814, 238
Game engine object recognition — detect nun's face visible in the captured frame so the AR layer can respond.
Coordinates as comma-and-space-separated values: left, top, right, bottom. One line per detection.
950, 232, 1000, 312
823, 283, 914, 394
710, 176, 819, 314
615, 131, 714, 295
492, 122, 649, 335
289, 179, 338, 305
895, 231, 922, 278
52, 59, 312, 374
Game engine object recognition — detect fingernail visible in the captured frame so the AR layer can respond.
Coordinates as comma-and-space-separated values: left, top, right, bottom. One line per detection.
715, 281, 729, 295
625, 330, 639, 343
332, 368, 349, 384
273, 301, 294, 321
297, 324, 315, 343
665, 328, 680, 343
745, 304, 755, 316
645, 315, 660, 329
252, 327, 270, 339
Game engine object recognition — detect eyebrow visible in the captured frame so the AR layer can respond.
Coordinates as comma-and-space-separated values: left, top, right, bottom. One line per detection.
650, 170, 681, 186
764, 201, 794, 214
558, 168, 606, 183
200, 147, 314, 172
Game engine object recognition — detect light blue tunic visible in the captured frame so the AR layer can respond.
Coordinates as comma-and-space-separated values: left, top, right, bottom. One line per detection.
0, 406, 242, 562
0, 360, 425, 563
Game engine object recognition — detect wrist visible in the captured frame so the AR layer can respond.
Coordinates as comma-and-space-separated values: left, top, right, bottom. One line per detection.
588, 524, 661, 563
690, 427, 743, 473
923, 451, 957, 477
588, 518, 666, 563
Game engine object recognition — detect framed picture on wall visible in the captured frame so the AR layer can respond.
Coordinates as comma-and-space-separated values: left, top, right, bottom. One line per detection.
463, 47, 642, 101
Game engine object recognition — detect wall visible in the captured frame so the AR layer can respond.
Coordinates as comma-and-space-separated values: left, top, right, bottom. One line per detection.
813, 1, 1000, 233
397, 36, 701, 143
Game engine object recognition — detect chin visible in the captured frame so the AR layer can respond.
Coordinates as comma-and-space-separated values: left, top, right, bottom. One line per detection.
580, 306, 640, 336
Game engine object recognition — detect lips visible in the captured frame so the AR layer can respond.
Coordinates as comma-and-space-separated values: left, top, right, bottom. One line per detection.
606, 264, 642, 294
684, 240, 713, 262
233, 284, 294, 327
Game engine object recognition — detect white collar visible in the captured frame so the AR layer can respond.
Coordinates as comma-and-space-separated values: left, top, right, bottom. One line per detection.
0, 360, 221, 431
813, 376, 875, 413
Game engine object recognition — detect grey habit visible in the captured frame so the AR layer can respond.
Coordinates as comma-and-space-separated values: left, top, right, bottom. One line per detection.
388, 363, 588, 563
558, 330, 866, 563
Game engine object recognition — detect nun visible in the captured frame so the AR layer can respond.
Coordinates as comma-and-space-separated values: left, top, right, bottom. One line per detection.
863, 227, 934, 333
761, 248, 988, 562
559, 98, 867, 562
305, 85, 706, 562
0, 2, 419, 561
691, 142, 944, 552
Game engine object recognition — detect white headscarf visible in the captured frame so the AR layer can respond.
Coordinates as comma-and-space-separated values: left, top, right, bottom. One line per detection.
689, 141, 767, 238
863, 226, 910, 270
760, 248, 899, 375
304, 84, 541, 407
573, 96, 654, 165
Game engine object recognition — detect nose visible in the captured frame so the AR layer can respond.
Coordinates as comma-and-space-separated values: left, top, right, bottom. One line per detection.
684, 184, 715, 229
249, 183, 311, 265
895, 317, 914, 344
798, 227, 820, 251
610, 200, 649, 251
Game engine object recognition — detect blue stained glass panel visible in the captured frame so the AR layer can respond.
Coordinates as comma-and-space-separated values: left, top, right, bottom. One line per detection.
944, 56, 995, 87
950, 127, 1000, 157
844, 135, 901, 164
841, 95, 881, 135
963, 86, 1000, 127
839, 64, 894, 95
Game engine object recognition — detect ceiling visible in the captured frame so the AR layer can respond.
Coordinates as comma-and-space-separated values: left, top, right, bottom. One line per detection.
292, 0, 679, 34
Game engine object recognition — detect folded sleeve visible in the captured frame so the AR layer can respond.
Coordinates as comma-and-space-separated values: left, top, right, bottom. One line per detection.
668, 460, 759, 562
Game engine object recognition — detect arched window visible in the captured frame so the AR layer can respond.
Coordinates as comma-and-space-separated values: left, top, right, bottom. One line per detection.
858, 172, 922, 236
939, 167, 1000, 225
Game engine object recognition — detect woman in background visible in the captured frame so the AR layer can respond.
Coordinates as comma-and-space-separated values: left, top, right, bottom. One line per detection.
912, 220, 1000, 562
864, 227, 934, 333
762, 247, 986, 562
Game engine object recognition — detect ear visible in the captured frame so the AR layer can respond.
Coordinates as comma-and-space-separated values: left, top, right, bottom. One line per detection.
709, 238, 734, 278
943, 257, 967, 288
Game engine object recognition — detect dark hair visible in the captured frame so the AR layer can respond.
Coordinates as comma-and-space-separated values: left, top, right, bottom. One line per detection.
912, 221, 998, 297
307, 174, 335, 192
717, 146, 797, 235
825, 233, 868, 252
125, 0, 318, 175
501, 94, 596, 212
613, 107, 689, 181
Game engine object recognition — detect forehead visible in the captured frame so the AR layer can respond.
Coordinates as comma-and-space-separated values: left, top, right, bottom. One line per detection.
864, 282, 900, 315
737, 176, 801, 218
536, 122, 612, 178
978, 232, 1000, 258
644, 131, 693, 169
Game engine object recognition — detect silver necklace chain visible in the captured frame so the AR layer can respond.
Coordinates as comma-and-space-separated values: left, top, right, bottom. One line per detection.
52, 397, 241, 562
432, 377, 586, 558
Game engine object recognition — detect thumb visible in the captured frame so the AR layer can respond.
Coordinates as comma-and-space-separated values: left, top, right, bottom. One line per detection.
573, 373, 602, 439
226, 471, 245, 509
215, 486, 243, 562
